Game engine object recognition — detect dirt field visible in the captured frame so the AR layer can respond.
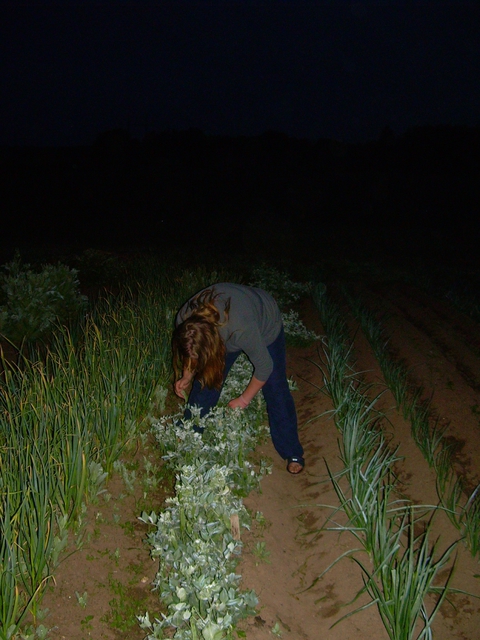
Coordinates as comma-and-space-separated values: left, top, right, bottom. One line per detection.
42, 275, 480, 640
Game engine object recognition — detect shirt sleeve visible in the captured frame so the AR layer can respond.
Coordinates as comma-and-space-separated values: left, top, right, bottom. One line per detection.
232, 324, 273, 382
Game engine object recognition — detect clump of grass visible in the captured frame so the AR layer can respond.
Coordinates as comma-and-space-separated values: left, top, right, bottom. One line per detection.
408, 399, 446, 468
433, 446, 455, 498
348, 511, 458, 640
323, 461, 407, 568
306, 341, 358, 412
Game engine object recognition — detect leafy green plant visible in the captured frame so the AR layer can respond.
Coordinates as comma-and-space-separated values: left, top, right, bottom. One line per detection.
100, 575, 149, 633
75, 591, 88, 608
252, 541, 271, 564
281, 309, 320, 346
138, 464, 259, 639
249, 264, 311, 310
71, 248, 126, 288
0, 255, 87, 343
139, 353, 276, 639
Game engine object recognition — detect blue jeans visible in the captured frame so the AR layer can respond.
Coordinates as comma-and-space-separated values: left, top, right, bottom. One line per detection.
185, 327, 304, 461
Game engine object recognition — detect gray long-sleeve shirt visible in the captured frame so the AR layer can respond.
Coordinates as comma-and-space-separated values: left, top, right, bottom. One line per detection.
176, 283, 282, 381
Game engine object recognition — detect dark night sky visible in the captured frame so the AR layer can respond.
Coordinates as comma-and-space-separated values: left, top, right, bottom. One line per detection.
1, 0, 479, 147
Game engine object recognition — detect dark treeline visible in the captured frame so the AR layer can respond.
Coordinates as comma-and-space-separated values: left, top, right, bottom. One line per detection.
1, 124, 479, 265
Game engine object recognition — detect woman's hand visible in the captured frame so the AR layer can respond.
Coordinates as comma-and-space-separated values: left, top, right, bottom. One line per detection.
228, 376, 265, 409
228, 378, 265, 410
228, 395, 249, 410
174, 372, 194, 399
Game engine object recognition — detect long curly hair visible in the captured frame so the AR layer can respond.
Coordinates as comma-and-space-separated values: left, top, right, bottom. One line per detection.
172, 288, 230, 390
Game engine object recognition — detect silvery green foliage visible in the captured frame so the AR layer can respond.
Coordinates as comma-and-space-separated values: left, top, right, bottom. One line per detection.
249, 264, 312, 310
139, 464, 258, 639
220, 351, 296, 419
281, 309, 321, 346
151, 405, 270, 497
219, 353, 260, 406
140, 354, 273, 639
149, 385, 169, 417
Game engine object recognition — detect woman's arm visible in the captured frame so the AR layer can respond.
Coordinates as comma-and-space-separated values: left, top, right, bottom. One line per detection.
228, 376, 265, 409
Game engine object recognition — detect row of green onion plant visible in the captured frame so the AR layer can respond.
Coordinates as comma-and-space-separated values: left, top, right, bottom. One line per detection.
309, 283, 458, 640
342, 285, 480, 560
0, 259, 233, 639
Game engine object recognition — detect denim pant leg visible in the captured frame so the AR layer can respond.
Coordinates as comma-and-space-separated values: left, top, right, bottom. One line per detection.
262, 327, 304, 460
184, 350, 241, 421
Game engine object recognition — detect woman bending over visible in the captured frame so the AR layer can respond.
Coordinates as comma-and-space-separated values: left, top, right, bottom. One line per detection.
172, 283, 304, 474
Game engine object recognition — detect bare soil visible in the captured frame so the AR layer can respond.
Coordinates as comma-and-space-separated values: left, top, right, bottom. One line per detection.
41, 279, 480, 640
